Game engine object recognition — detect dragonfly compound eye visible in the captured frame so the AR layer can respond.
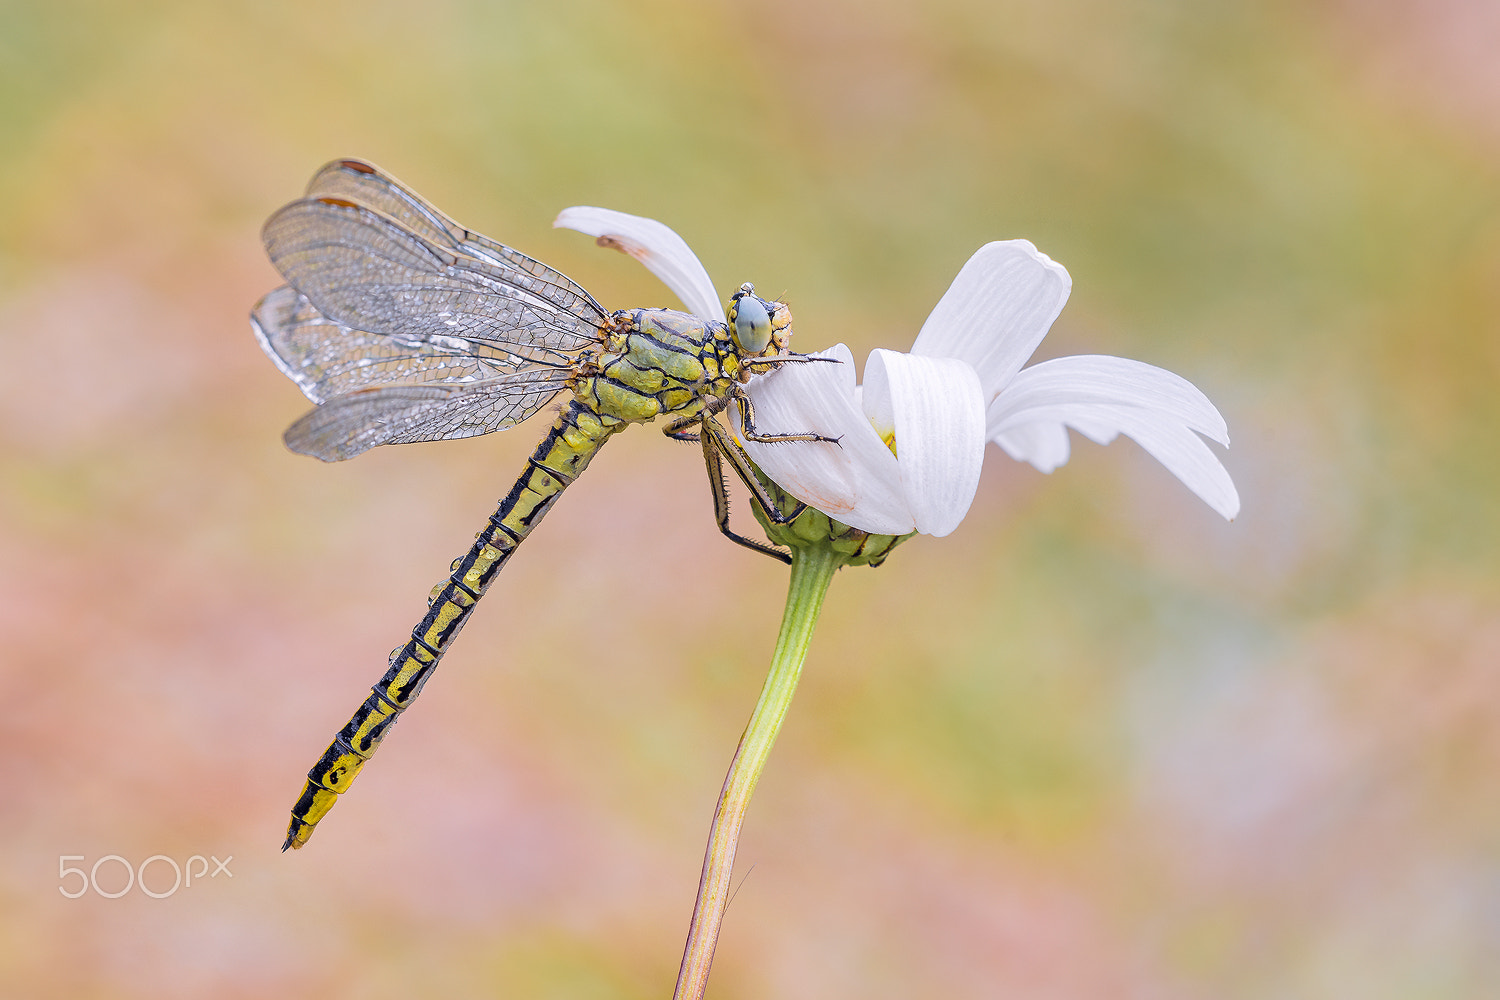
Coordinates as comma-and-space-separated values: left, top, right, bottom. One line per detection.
731, 286, 773, 354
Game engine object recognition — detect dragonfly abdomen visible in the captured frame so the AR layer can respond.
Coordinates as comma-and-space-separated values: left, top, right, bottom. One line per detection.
284, 400, 622, 849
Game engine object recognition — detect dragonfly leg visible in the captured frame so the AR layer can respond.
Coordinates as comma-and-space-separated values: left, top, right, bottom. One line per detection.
740, 353, 841, 376
699, 418, 794, 563
733, 389, 841, 446
660, 409, 704, 443
702, 417, 810, 525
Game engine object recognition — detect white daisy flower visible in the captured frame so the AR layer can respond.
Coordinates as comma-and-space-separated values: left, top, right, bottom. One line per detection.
556, 211, 1238, 537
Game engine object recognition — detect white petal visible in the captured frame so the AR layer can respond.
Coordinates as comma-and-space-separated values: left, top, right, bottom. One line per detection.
738, 346, 915, 535
988, 355, 1229, 445
553, 206, 723, 321
863, 350, 985, 537
993, 421, 1071, 472
993, 401, 1240, 520
910, 240, 1072, 401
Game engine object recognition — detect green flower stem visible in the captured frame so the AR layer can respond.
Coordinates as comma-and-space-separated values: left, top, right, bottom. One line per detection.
672, 542, 843, 1000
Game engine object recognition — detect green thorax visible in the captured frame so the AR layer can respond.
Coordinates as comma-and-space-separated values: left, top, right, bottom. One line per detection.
575, 308, 741, 427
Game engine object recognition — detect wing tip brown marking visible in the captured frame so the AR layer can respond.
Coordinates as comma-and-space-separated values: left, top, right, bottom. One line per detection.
338, 159, 376, 174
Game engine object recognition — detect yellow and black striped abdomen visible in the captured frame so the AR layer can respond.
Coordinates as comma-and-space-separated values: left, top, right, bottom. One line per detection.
283, 400, 622, 849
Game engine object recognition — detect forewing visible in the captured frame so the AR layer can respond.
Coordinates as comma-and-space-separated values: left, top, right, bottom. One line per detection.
252, 285, 563, 405
301, 159, 610, 335
262, 195, 608, 366
304, 159, 471, 249
283, 373, 572, 462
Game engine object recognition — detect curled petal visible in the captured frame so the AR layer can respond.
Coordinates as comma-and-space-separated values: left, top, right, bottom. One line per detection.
554, 206, 722, 321
993, 399, 1240, 520
910, 240, 1072, 400
993, 421, 1071, 472
988, 355, 1229, 444
863, 350, 986, 537
737, 346, 915, 535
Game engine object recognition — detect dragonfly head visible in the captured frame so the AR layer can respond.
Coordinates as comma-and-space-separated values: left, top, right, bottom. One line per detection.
728, 283, 792, 357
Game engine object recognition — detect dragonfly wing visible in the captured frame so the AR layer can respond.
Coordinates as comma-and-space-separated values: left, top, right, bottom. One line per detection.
251, 285, 341, 402
284, 372, 572, 462
304, 160, 605, 313
252, 285, 558, 406
303, 159, 472, 251
263, 196, 608, 367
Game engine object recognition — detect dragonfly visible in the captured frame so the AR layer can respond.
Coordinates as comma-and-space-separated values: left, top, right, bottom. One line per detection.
252, 159, 827, 851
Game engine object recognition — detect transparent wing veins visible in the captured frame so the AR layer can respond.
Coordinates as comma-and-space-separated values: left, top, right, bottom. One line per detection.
253, 159, 614, 450
283, 375, 574, 462
304, 159, 603, 314
252, 285, 580, 405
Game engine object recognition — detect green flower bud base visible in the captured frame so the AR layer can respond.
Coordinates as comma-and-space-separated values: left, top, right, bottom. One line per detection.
749, 464, 915, 567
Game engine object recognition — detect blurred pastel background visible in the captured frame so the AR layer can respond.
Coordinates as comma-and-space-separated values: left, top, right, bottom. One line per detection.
3, 0, 1498, 997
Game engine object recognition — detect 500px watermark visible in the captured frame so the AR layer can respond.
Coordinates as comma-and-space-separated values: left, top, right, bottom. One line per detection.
58, 854, 233, 899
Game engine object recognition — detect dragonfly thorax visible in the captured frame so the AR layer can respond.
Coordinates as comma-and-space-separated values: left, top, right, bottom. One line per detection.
577, 307, 743, 427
